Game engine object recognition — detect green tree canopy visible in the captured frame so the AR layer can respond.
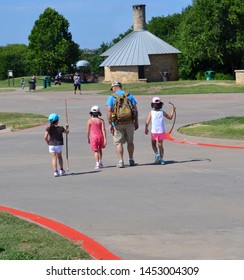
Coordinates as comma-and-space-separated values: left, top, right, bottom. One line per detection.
79, 42, 111, 75
0, 44, 28, 80
28, 7, 80, 75
178, 0, 244, 78
147, 13, 183, 46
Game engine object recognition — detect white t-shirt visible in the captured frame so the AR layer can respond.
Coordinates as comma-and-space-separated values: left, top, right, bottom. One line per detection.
151, 110, 165, 133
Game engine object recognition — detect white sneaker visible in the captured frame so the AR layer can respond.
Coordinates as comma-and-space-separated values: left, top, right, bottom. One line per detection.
117, 161, 124, 168
155, 153, 160, 164
59, 169, 65, 176
160, 158, 165, 165
94, 165, 100, 170
54, 171, 59, 177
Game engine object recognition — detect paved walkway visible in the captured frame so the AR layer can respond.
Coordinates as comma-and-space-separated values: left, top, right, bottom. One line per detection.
0, 87, 244, 259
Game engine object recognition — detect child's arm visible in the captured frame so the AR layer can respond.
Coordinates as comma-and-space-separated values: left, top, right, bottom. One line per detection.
63, 125, 69, 135
87, 120, 91, 144
101, 119, 107, 146
43, 130, 49, 144
145, 112, 151, 134
164, 106, 176, 120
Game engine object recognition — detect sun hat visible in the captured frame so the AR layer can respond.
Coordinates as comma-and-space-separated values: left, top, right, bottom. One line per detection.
48, 113, 60, 123
90, 105, 100, 113
110, 81, 122, 90
152, 97, 161, 103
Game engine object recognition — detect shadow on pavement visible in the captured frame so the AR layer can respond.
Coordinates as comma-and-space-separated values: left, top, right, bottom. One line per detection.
138, 158, 211, 166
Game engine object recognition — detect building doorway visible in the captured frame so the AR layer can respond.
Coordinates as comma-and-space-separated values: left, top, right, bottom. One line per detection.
138, 66, 145, 79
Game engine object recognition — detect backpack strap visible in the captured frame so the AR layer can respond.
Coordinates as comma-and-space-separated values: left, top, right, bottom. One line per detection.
124, 91, 130, 97
112, 93, 119, 99
112, 91, 130, 99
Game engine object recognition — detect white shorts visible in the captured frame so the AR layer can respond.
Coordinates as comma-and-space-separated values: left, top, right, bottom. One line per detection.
49, 145, 62, 153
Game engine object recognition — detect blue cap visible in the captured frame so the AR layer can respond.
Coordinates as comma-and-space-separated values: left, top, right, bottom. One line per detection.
48, 113, 60, 123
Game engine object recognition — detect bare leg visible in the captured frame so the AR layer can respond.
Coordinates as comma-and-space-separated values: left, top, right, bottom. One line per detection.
51, 152, 58, 171
127, 142, 134, 159
94, 151, 99, 163
158, 141, 164, 159
57, 152, 64, 170
116, 143, 124, 161
99, 150, 103, 162
151, 140, 158, 154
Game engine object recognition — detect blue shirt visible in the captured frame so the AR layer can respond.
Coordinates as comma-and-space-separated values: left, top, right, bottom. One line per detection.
106, 90, 137, 107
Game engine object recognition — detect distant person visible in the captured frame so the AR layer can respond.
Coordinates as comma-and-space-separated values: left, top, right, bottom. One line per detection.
106, 81, 139, 168
87, 106, 107, 169
44, 113, 69, 177
73, 72, 81, 94
54, 74, 61, 85
31, 75, 36, 90
55, 71, 62, 85
145, 97, 176, 165
20, 78, 25, 90
32, 75, 36, 82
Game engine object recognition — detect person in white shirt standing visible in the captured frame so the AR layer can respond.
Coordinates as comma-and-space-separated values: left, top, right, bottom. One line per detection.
73, 72, 81, 94
145, 97, 176, 165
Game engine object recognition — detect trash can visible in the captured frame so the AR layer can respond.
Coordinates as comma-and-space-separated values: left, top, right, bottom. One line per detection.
45, 76, 51, 87
204, 70, 215, 80
29, 80, 36, 91
161, 71, 170, 81
42, 78, 47, 88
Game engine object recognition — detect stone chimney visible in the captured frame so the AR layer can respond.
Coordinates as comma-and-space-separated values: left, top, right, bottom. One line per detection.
133, 4, 146, 31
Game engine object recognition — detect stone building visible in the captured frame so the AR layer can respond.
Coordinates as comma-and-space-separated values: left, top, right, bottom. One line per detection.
100, 4, 181, 83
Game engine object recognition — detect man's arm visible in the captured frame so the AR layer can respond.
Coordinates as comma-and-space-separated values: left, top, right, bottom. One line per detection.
133, 105, 139, 130
107, 106, 112, 124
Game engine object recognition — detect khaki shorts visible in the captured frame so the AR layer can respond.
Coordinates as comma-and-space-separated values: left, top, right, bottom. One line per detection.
113, 122, 134, 144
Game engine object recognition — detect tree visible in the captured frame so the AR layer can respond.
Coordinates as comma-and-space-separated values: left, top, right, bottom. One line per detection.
0, 44, 29, 80
77, 42, 111, 75
27, 7, 80, 75
178, 0, 244, 78
147, 13, 183, 46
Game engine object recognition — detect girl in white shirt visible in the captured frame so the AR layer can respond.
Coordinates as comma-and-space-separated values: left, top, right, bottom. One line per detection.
145, 97, 176, 165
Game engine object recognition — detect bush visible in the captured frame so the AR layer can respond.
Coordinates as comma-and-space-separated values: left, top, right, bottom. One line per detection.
214, 73, 233, 80
195, 71, 206, 80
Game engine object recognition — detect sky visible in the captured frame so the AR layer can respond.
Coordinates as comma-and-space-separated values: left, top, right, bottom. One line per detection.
0, 0, 193, 49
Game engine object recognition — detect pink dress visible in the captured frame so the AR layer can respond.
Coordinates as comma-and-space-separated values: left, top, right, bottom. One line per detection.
88, 118, 105, 151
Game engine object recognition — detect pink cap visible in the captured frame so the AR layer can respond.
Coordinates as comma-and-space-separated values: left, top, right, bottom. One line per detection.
152, 97, 161, 103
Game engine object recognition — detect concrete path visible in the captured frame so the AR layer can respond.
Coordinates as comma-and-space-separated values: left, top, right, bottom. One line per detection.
0, 87, 244, 259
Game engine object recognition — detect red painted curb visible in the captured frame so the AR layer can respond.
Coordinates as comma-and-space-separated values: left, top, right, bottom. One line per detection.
166, 133, 244, 149
0, 205, 120, 260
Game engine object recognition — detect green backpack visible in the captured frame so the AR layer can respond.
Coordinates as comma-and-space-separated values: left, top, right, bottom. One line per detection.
112, 92, 133, 124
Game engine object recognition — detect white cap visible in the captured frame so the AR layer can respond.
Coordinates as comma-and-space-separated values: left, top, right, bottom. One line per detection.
90, 105, 100, 113
110, 81, 122, 90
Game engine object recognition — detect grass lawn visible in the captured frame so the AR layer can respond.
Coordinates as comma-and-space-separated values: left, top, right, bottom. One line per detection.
0, 212, 92, 260
0, 112, 47, 131
178, 116, 244, 140
40, 80, 244, 95
1, 78, 244, 95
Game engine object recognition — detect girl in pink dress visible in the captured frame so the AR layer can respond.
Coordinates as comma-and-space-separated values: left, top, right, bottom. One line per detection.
87, 106, 107, 169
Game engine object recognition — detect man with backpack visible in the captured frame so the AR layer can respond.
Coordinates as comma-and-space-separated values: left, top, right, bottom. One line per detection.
106, 81, 139, 168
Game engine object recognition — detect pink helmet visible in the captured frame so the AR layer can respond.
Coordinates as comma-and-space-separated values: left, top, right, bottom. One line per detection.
151, 97, 163, 109
152, 97, 161, 103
